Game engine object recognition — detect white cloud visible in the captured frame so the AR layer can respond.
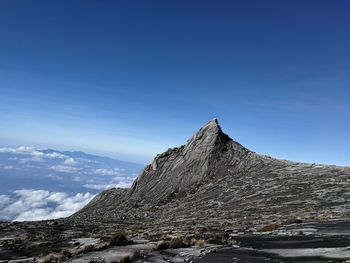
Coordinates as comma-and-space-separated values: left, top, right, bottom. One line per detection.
94, 168, 123, 176
50, 165, 81, 173
0, 189, 95, 221
0, 147, 73, 164
1, 146, 45, 157
3, 165, 14, 169
1, 147, 45, 162
0, 146, 39, 154
46, 152, 68, 159
113, 176, 133, 181
49, 192, 94, 218
83, 183, 116, 190
64, 157, 77, 165
0, 195, 12, 207
72, 176, 81, 182
19, 156, 45, 163
14, 208, 52, 221
46, 174, 63, 180
46, 192, 67, 203
115, 182, 132, 188
83, 181, 131, 190
24, 164, 41, 169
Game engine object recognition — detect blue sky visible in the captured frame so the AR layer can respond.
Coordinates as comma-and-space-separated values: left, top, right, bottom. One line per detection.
0, 0, 349, 165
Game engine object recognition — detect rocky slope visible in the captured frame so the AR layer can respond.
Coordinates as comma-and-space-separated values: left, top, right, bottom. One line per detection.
72, 119, 350, 234
1, 119, 350, 262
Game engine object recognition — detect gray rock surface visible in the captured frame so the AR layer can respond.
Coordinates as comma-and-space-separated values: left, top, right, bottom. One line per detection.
1, 119, 350, 262
72, 119, 350, 233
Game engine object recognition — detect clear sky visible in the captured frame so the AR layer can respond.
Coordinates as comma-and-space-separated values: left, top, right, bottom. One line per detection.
0, 0, 349, 165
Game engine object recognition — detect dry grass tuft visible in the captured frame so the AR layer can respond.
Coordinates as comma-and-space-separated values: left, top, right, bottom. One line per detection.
226, 238, 237, 247
191, 238, 205, 247
42, 253, 57, 263
258, 223, 278, 232
154, 236, 191, 250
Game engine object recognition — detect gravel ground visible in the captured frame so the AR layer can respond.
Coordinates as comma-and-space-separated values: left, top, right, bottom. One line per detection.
196, 221, 350, 263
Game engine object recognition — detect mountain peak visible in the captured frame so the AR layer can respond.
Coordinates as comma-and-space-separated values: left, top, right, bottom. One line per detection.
125, 119, 248, 202
210, 117, 218, 124
185, 118, 228, 149
205, 117, 219, 128
73, 120, 350, 239
203, 118, 221, 133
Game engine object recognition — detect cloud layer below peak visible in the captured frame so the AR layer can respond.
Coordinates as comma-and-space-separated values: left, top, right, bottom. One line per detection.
0, 146, 144, 221
0, 189, 95, 221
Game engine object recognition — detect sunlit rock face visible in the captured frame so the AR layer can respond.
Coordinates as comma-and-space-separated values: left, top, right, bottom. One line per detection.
127, 118, 248, 203
73, 119, 350, 232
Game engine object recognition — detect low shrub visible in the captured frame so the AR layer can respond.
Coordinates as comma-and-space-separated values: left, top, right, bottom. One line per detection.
258, 223, 278, 232
124, 229, 134, 238
155, 238, 190, 250
59, 249, 72, 260
131, 250, 143, 260
119, 255, 132, 263
282, 216, 303, 225
226, 238, 237, 247
42, 253, 57, 263
109, 233, 129, 247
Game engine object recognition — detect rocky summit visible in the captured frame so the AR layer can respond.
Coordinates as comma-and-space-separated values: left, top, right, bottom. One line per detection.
1, 119, 350, 262
73, 118, 350, 233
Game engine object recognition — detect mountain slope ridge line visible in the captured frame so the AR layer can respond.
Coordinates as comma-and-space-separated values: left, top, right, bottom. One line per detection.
72, 119, 350, 233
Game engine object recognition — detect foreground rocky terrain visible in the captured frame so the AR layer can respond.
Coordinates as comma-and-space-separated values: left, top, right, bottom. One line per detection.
1, 119, 349, 262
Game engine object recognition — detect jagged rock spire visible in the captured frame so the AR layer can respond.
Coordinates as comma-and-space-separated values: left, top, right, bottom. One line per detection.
185, 118, 225, 147
182, 118, 229, 160
127, 119, 248, 202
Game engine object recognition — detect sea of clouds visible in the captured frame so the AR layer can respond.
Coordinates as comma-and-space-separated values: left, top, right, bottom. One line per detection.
0, 189, 94, 221
0, 146, 143, 221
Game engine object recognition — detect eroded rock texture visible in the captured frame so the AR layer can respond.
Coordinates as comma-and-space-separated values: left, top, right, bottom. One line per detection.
72, 119, 350, 233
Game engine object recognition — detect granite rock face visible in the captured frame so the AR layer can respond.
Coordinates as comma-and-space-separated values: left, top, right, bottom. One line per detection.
127, 118, 248, 203
72, 119, 350, 232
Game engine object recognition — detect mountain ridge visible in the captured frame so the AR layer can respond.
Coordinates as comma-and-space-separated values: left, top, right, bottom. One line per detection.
72, 119, 350, 234
1, 119, 349, 262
